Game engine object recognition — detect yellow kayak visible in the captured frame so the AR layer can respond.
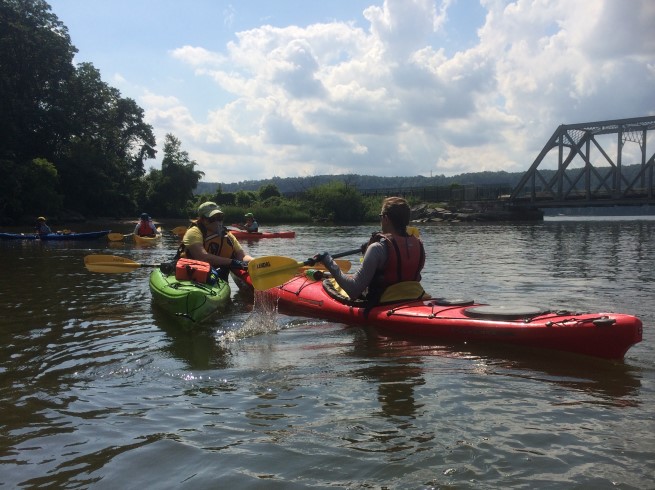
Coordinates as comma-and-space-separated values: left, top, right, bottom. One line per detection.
133, 227, 162, 245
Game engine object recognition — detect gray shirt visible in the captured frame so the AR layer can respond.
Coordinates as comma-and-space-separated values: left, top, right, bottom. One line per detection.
324, 241, 388, 299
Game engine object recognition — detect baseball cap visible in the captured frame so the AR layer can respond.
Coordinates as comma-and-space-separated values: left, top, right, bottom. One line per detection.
198, 202, 223, 218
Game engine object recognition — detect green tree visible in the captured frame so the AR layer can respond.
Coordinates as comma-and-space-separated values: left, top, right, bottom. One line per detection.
21, 158, 63, 217
0, 0, 77, 162
306, 181, 366, 223
58, 63, 156, 216
258, 183, 281, 200
0, 1, 156, 220
235, 190, 257, 207
143, 134, 204, 217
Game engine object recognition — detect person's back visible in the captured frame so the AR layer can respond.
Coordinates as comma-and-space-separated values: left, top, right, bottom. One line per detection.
314, 196, 425, 303
135, 213, 157, 237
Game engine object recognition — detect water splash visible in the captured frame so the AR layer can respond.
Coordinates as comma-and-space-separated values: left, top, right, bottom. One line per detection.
218, 291, 279, 344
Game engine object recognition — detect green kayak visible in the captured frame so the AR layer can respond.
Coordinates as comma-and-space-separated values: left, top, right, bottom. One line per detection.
149, 268, 231, 325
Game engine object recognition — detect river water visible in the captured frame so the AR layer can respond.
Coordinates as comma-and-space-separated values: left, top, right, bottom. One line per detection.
1, 218, 653, 489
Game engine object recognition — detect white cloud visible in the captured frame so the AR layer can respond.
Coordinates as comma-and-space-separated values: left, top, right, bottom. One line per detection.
139, 0, 655, 182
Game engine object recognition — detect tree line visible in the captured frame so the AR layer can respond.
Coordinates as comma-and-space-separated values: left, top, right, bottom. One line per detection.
0, 0, 204, 225
0, 0, 385, 227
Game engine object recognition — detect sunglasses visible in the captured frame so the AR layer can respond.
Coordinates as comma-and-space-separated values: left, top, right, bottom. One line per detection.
207, 215, 224, 223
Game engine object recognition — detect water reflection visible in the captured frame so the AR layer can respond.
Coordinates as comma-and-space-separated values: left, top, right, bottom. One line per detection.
355, 328, 641, 406
152, 307, 233, 370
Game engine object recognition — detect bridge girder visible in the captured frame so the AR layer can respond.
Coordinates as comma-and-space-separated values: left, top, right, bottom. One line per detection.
509, 116, 655, 207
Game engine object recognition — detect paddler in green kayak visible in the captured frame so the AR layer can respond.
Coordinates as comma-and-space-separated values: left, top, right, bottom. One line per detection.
178, 202, 253, 280
310, 196, 427, 304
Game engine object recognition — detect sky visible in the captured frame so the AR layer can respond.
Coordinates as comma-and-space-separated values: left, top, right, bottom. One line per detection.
48, 0, 655, 184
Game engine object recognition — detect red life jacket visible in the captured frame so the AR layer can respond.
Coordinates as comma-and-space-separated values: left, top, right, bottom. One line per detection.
368, 232, 425, 301
138, 221, 154, 236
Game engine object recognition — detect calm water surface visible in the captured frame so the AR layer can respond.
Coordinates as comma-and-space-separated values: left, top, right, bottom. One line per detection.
1, 219, 654, 489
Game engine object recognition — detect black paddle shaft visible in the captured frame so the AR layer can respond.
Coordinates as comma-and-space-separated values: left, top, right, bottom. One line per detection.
305, 248, 361, 266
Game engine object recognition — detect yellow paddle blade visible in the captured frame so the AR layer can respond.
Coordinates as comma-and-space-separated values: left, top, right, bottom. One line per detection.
171, 226, 187, 237
84, 254, 145, 273
407, 226, 420, 237
248, 255, 304, 290
107, 233, 128, 241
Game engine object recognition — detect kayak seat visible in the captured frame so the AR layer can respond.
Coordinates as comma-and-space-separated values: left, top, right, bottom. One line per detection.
322, 279, 431, 307
379, 281, 429, 303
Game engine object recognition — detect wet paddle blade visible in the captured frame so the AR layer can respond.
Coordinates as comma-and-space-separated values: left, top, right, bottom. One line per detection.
107, 233, 128, 241
83, 254, 155, 273
248, 256, 304, 290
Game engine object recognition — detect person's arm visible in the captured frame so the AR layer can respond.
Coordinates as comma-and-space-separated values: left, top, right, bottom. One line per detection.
234, 249, 254, 262
228, 235, 253, 262
133, 223, 140, 234
322, 242, 386, 299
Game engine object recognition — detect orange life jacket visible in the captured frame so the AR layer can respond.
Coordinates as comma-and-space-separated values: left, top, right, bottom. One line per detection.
137, 221, 155, 236
179, 223, 238, 280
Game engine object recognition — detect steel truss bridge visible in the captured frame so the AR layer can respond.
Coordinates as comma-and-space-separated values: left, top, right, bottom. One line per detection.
507, 115, 655, 208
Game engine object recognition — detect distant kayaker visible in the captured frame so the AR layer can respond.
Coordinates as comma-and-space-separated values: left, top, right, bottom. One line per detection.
134, 213, 158, 237
35, 216, 52, 235
238, 212, 259, 232
179, 202, 253, 280
311, 196, 426, 304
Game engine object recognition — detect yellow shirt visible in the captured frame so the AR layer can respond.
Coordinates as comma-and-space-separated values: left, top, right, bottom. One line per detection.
183, 226, 243, 258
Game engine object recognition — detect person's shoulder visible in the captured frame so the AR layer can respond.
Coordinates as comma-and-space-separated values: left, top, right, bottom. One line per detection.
183, 226, 203, 240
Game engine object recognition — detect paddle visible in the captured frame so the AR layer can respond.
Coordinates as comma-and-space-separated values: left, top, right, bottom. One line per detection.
171, 226, 188, 237
407, 226, 420, 237
84, 254, 161, 273
109, 226, 163, 242
107, 233, 131, 241
248, 248, 361, 290
300, 259, 351, 273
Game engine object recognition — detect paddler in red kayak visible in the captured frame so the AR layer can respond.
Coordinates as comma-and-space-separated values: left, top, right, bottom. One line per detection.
178, 201, 254, 280
237, 212, 259, 232
311, 196, 427, 304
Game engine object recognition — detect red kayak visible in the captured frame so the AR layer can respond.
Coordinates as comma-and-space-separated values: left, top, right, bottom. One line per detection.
230, 229, 295, 240
231, 269, 642, 360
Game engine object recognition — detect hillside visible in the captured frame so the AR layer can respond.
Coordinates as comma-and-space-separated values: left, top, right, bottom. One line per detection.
195, 170, 524, 195
195, 164, 649, 198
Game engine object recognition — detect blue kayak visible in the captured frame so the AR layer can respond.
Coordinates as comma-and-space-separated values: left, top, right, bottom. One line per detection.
0, 230, 111, 241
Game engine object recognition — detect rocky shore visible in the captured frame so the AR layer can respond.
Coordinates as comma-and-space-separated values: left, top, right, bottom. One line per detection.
410, 202, 544, 223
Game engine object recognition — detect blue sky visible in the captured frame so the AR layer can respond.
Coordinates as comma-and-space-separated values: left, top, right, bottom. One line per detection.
48, 0, 655, 184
